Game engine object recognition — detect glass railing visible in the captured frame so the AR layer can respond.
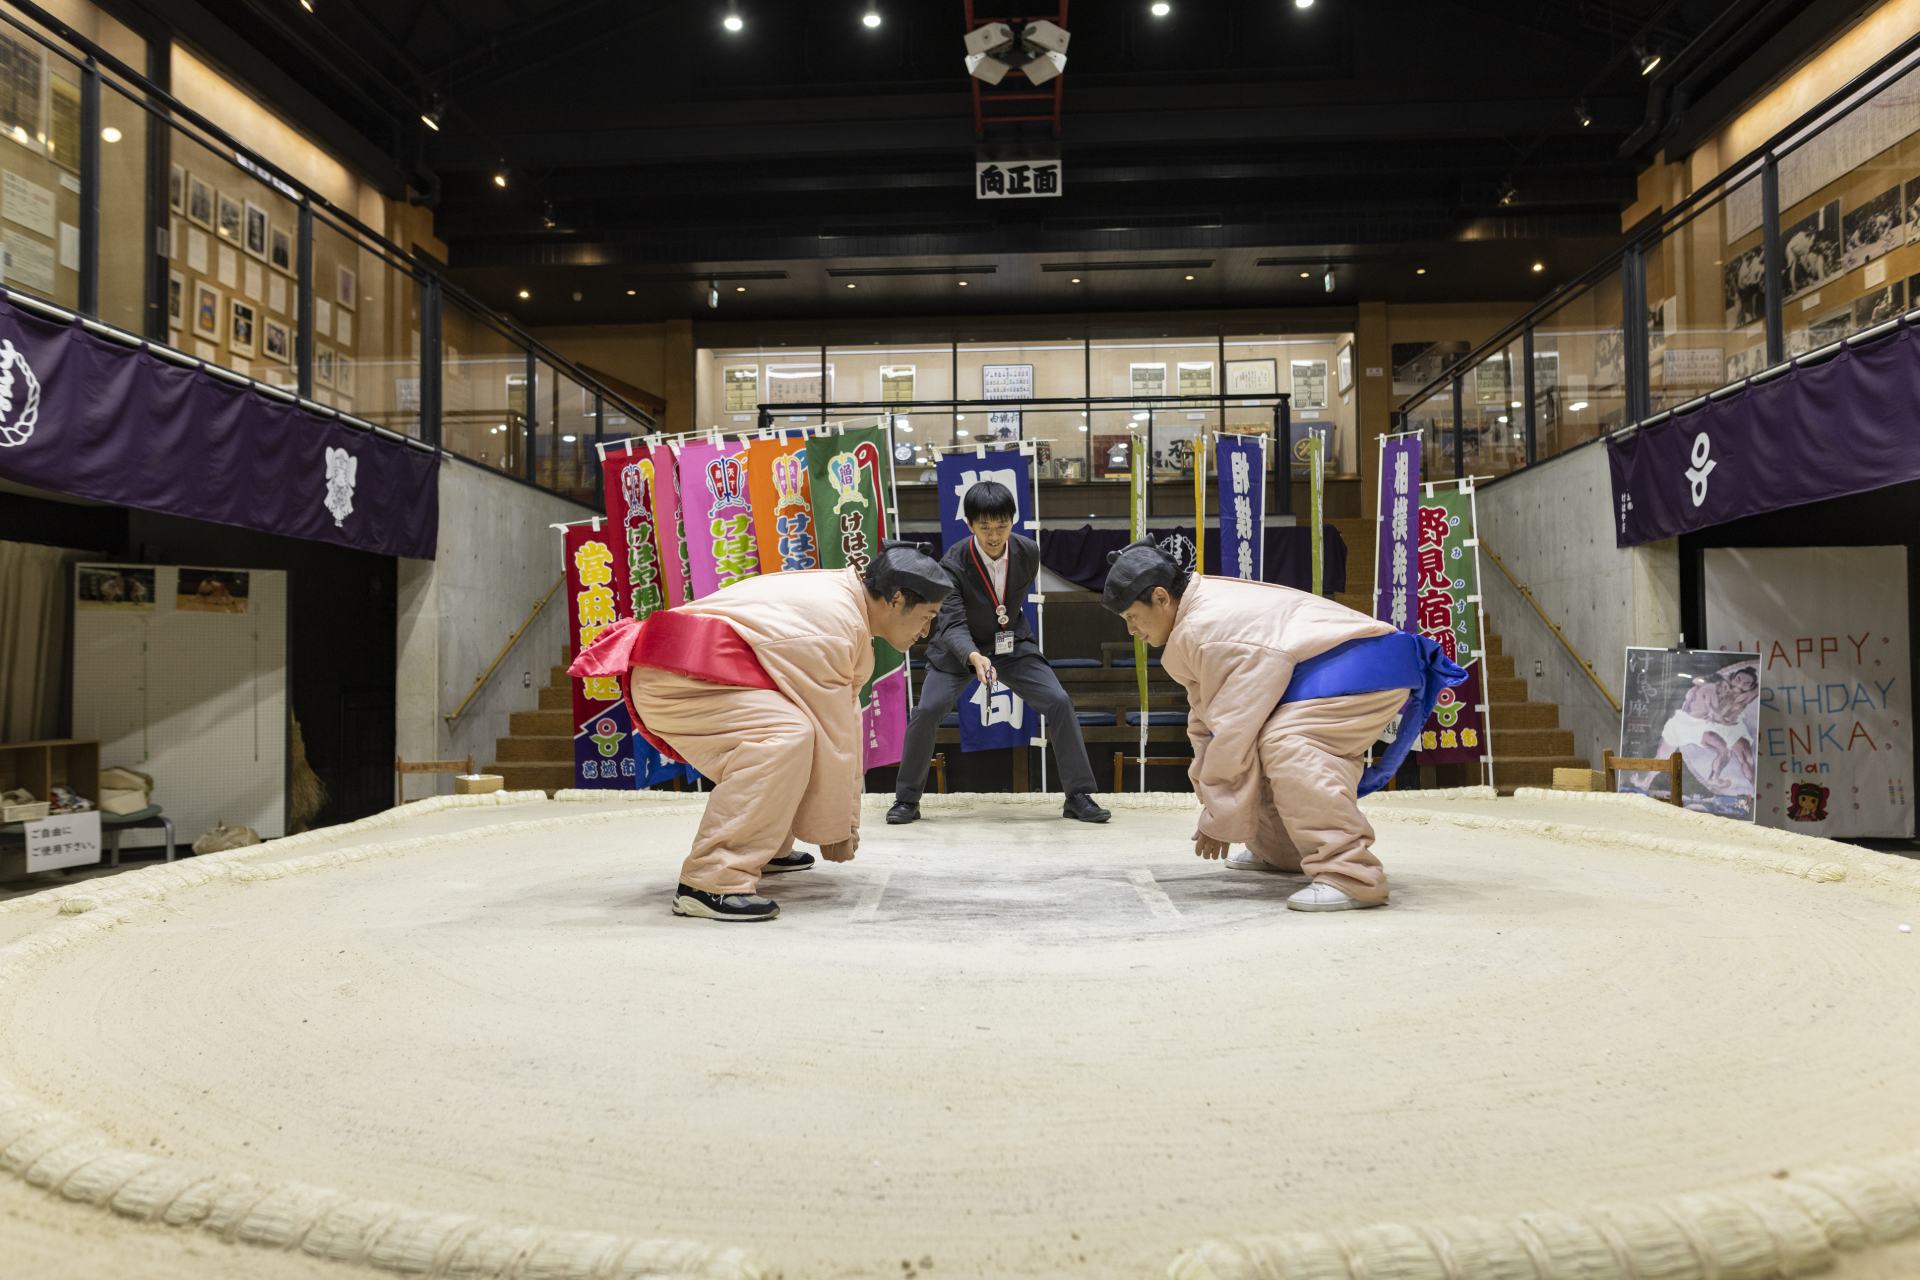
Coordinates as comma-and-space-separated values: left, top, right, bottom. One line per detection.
0, 6, 654, 504
1397, 34, 1920, 477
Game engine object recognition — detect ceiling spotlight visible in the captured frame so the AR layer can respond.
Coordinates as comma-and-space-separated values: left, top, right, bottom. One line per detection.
492, 171, 508, 188
561, 434, 577, 443
735, 285, 747, 292
1070, 276, 1081, 283
846, 282, 857, 289
299, 0, 313, 11
1184, 273, 1195, 281
1416, 267, 1427, 275
708, 284, 720, 309
1294, 0, 1313, 8
1150, 1, 1170, 14
1497, 179, 1517, 207
99, 126, 121, 143
862, 7, 881, 28
541, 200, 557, 230
1637, 45, 1662, 76
722, 4, 743, 34
957, 279, 969, 287
1569, 400, 1590, 412
1299, 271, 1310, 279
1531, 261, 1546, 273
516, 288, 530, 300
1323, 269, 1334, 292
420, 93, 443, 132
966, 18, 1069, 85
1575, 100, 1592, 128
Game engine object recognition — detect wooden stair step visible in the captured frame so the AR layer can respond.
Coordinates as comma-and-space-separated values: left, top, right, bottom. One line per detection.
1482, 653, 1514, 679
538, 684, 571, 711
490, 761, 575, 795
511, 708, 572, 736
494, 734, 573, 763
1486, 676, 1530, 703
1487, 727, 1574, 756
1490, 755, 1593, 787
551, 665, 573, 686
1487, 701, 1559, 730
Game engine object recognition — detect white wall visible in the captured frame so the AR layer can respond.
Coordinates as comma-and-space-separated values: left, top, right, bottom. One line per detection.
1475, 443, 1684, 766
395, 458, 596, 794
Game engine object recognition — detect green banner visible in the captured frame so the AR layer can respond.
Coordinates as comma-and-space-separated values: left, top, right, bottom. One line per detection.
1309, 436, 1325, 596
806, 426, 904, 766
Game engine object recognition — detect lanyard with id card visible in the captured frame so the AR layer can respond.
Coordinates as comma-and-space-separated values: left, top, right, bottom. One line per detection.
968, 539, 1017, 657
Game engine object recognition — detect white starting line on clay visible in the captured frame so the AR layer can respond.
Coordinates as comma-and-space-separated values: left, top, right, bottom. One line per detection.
1127, 869, 1182, 919
847, 869, 893, 921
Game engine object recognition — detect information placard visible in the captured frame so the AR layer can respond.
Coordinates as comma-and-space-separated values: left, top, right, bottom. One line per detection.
26, 810, 99, 872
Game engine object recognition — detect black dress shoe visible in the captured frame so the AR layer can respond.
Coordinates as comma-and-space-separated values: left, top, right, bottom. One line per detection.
1063, 792, 1111, 823
886, 801, 921, 825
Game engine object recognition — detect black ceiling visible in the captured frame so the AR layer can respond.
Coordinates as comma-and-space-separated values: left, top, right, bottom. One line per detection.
147, 0, 1875, 325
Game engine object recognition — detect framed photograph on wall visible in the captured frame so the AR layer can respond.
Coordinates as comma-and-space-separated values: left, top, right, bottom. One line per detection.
169, 164, 186, 216
981, 363, 1033, 400
191, 281, 223, 343
243, 201, 269, 260
315, 342, 336, 389
879, 364, 915, 404
187, 175, 214, 230
262, 318, 290, 363
336, 265, 357, 311
1128, 362, 1166, 398
229, 298, 256, 357
269, 226, 292, 275
216, 192, 242, 243
722, 364, 758, 413
167, 269, 184, 328
1224, 357, 1277, 395
1336, 341, 1354, 395
1290, 358, 1328, 411
336, 353, 355, 397
0, 30, 45, 147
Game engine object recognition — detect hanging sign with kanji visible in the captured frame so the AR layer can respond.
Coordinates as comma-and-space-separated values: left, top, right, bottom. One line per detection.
1411, 487, 1486, 762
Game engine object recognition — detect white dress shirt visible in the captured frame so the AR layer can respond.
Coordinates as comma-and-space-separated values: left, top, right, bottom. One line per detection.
978, 541, 1009, 610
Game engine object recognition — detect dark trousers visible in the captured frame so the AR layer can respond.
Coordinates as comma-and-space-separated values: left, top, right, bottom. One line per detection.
895, 653, 1098, 804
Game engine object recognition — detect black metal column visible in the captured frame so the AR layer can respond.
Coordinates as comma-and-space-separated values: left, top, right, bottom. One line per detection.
420, 275, 443, 449
1622, 244, 1651, 424
1450, 375, 1464, 480
1521, 324, 1538, 465
1761, 155, 1786, 366
77, 61, 101, 316
523, 349, 538, 483
1274, 397, 1292, 518
295, 204, 314, 397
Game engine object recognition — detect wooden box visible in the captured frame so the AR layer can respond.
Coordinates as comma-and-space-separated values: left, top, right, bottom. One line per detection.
454, 773, 504, 795
0, 739, 101, 812
1553, 767, 1609, 792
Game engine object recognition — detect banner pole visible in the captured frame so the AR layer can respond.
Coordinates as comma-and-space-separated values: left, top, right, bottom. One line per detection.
884, 413, 914, 718
1371, 433, 1387, 621
1029, 439, 1048, 793
1465, 477, 1496, 793
1131, 446, 1149, 792
1193, 430, 1206, 576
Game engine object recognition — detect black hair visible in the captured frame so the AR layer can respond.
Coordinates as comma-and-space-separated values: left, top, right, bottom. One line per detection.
1128, 569, 1191, 609
963, 481, 1017, 523
861, 541, 950, 608
866, 581, 937, 608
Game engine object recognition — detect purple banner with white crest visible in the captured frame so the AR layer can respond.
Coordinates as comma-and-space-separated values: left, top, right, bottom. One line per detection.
1608, 324, 1920, 546
0, 294, 437, 558
1374, 435, 1421, 633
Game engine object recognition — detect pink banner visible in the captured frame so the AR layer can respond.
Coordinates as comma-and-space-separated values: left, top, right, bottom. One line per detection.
863, 663, 906, 771
676, 440, 761, 600
646, 442, 693, 609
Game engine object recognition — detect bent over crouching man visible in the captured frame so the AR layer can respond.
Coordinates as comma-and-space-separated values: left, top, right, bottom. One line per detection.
571, 541, 950, 922
1102, 540, 1465, 912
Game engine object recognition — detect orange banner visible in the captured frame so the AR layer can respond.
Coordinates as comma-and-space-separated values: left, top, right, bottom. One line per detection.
745, 437, 819, 573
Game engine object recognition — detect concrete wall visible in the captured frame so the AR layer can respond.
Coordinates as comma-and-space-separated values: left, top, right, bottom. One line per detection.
1474, 442, 1684, 767
395, 458, 596, 795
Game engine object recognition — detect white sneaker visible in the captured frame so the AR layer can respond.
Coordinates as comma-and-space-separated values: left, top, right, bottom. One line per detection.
1286, 881, 1376, 912
1226, 849, 1285, 873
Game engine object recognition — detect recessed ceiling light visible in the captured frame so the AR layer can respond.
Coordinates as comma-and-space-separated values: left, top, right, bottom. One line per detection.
1531, 261, 1546, 273
723, 12, 744, 33
1070, 276, 1081, 283
846, 282, 857, 289
299, 0, 314, 10
957, 415, 967, 421
735, 285, 747, 293
1416, 267, 1427, 275
1150, 1, 1171, 14
862, 7, 881, 28
561, 434, 577, 443
1294, 0, 1313, 8
957, 279, 969, 287
99, 126, 122, 144
1569, 400, 1590, 412
956, 428, 971, 437
625, 288, 636, 296
1299, 271, 1310, 279
492, 171, 507, 188
1184, 274, 1195, 281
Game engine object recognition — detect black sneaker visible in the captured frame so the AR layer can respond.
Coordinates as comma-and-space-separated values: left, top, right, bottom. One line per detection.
763, 849, 816, 875
671, 883, 779, 921
1063, 792, 1112, 823
886, 801, 921, 825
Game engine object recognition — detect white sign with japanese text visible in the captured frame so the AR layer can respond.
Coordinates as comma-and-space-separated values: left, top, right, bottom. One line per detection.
975, 160, 1062, 199
25, 810, 100, 872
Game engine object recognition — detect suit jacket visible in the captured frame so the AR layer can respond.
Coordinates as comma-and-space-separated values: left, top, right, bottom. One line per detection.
926, 534, 1042, 675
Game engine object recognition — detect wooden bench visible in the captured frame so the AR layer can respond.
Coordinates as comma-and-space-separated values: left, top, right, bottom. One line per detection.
1602, 750, 1684, 808
395, 754, 473, 805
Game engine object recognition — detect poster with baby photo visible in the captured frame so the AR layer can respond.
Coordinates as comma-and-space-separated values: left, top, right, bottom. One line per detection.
1618, 647, 1762, 820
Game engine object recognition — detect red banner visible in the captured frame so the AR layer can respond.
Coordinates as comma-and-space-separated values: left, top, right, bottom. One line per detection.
599, 448, 666, 620
746, 437, 819, 573
645, 442, 693, 608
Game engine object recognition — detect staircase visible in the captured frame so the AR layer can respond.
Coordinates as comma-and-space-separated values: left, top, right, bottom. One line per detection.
1327, 513, 1588, 794
489, 654, 576, 794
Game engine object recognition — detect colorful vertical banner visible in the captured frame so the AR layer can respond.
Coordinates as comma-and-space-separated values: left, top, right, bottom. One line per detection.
746, 437, 819, 573
596, 450, 684, 788
647, 442, 693, 609
1374, 436, 1422, 633
564, 523, 639, 790
677, 439, 760, 599
1308, 435, 1326, 596
1215, 434, 1266, 582
936, 450, 1037, 753
807, 426, 904, 769
1411, 486, 1485, 763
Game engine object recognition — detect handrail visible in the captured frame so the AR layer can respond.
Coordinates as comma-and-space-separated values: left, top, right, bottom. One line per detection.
1393, 29, 1920, 417
445, 576, 565, 726
1479, 539, 1621, 715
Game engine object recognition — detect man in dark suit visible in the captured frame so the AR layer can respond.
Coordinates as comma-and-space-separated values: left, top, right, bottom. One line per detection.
888, 480, 1111, 825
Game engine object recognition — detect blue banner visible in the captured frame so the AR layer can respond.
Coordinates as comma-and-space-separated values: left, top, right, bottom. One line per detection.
1215, 435, 1266, 581
935, 449, 1039, 752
